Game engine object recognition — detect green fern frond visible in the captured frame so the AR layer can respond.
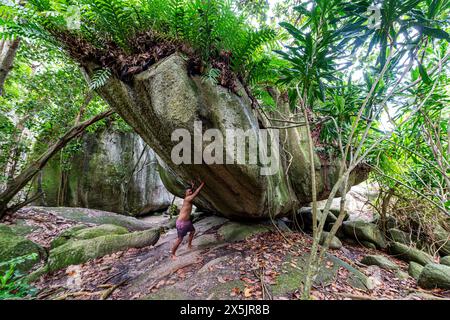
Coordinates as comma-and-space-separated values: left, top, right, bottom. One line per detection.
201, 67, 221, 85
89, 68, 111, 90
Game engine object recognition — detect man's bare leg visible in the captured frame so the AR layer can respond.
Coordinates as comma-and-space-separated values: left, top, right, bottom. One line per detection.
171, 237, 183, 259
188, 230, 195, 249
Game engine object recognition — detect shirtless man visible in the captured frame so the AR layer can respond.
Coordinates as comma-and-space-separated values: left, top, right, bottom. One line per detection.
171, 181, 205, 259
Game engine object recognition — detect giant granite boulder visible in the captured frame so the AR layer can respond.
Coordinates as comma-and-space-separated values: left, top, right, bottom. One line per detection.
91, 53, 368, 219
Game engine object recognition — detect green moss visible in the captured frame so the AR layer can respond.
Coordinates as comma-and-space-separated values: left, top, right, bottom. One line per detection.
74, 224, 128, 239
0, 229, 43, 272
51, 224, 128, 249
343, 221, 386, 248
47, 228, 160, 272
361, 255, 399, 270
388, 242, 434, 266
217, 222, 270, 242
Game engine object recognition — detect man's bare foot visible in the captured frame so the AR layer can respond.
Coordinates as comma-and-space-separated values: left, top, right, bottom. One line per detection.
171, 254, 177, 260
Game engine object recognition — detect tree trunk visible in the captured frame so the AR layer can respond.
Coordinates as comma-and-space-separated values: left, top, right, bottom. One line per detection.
87, 53, 367, 219
0, 109, 114, 218
0, 38, 20, 95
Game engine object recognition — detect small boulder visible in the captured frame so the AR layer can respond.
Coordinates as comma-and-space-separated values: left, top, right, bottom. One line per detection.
329, 208, 349, 221
395, 270, 409, 280
342, 221, 386, 248
360, 241, 377, 249
440, 256, 450, 266
217, 222, 270, 242
432, 225, 450, 256
387, 228, 411, 245
361, 255, 399, 270
0, 225, 44, 272
51, 224, 128, 249
320, 232, 342, 250
388, 242, 434, 266
298, 207, 337, 230
47, 228, 160, 272
418, 263, 450, 289
408, 261, 424, 280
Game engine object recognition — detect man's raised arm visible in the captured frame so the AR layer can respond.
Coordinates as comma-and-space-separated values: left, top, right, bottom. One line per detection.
192, 181, 205, 198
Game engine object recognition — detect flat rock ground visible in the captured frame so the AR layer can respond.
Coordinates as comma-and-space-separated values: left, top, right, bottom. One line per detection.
4, 207, 450, 300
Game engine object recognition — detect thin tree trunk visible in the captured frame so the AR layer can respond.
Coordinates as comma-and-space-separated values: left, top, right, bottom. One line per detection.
0, 109, 114, 218
0, 38, 20, 95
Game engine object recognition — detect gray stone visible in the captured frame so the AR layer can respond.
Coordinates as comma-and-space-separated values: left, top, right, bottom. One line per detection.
387, 228, 411, 245
342, 221, 386, 248
320, 232, 342, 249
408, 261, 424, 280
360, 241, 377, 249
418, 263, 450, 289
432, 225, 450, 256
361, 255, 399, 270
388, 242, 434, 266
33, 206, 153, 231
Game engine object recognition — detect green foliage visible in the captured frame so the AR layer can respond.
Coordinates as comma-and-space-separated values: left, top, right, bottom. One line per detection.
275, 0, 449, 215
168, 203, 178, 219
1, 0, 277, 77
0, 254, 38, 300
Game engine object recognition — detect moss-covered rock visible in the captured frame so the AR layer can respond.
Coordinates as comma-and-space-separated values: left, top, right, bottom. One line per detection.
440, 256, 450, 266
342, 221, 386, 248
46, 228, 160, 272
361, 255, 399, 270
432, 225, 450, 256
319, 231, 342, 250
51, 224, 128, 249
0, 226, 44, 272
388, 242, 434, 266
387, 228, 411, 245
38, 207, 152, 231
418, 263, 450, 289
0, 222, 38, 237
360, 241, 377, 249
217, 222, 270, 242
298, 207, 337, 231
395, 270, 409, 280
408, 261, 423, 280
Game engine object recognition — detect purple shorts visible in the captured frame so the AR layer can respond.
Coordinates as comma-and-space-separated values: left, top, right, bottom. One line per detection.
176, 219, 195, 238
